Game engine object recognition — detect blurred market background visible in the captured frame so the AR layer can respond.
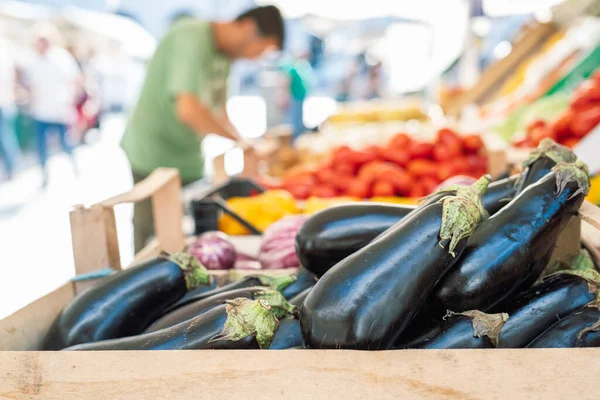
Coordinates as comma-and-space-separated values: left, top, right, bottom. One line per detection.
1, 0, 600, 318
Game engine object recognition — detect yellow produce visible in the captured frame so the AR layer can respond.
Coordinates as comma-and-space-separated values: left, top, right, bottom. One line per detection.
587, 176, 600, 205
219, 190, 300, 235
369, 197, 419, 205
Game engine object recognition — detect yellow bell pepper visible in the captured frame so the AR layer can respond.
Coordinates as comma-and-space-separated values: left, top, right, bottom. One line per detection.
587, 176, 600, 205
369, 196, 419, 205
219, 190, 300, 235
303, 196, 358, 215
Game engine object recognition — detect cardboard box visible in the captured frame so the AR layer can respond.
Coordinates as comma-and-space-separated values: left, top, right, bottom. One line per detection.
1, 169, 600, 399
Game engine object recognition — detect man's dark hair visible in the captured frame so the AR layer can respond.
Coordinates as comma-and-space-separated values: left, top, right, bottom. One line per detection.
236, 5, 285, 49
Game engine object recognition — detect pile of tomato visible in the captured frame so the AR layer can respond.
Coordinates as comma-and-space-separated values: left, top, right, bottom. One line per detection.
273, 128, 488, 199
515, 70, 600, 149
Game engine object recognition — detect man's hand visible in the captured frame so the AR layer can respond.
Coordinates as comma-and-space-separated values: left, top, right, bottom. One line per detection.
176, 93, 241, 141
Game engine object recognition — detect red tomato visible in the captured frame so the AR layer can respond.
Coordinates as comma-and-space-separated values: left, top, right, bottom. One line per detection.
463, 134, 484, 154
561, 138, 580, 149
311, 185, 338, 198
389, 133, 413, 149
285, 184, 313, 200
282, 173, 316, 188
330, 175, 355, 192
380, 148, 410, 167
409, 142, 435, 160
421, 176, 441, 196
550, 111, 574, 140
592, 70, 600, 85
433, 145, 453, 162
466, 155, 488, 171
437, 163, 457, 182
377, 169, 413, 195
334, 162, 356, 176
347, 179, 371, 199
526, 119, 547, 134
358, 161, 386, 183
436, 128, 461, 144
409, 183, 426, 199
571, 106, 600, 138
315, 169, 337, 184
372, 181, 396, 197
407, 159, 438, 178
529, 126, 555, 147
450, 156, 470, 175
364, 145, 384, 159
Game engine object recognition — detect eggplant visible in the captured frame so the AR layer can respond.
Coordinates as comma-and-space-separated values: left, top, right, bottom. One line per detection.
44, 253, 210, 350
516, 138, 577, 195
168, 273, 296, 312
527, 301, 600, 348
481, 175, 518, 215
289, 287, 312, 307
145, 288, 297, 333
66, 298, 287, 350
296, 203, 414, 277
431, 162, 590, 316
269, 317, 303, 349
414, 311, 508, 349
300, 176, 490, 350
495, 271, 600, 348
281, 266, 317, 299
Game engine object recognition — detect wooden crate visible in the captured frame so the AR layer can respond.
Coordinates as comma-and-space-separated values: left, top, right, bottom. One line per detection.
1, 170, 600, 399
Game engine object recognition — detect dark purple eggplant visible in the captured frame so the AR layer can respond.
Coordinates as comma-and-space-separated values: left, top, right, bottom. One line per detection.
527, 301, 600, 348
269, 317, 303, 350
145, 288, 297, 332
65, 298, 287, 350
281, 266, 317, 299
300, 176, 490, 350
431, 162, 590, 315
516, 138, 577, 195
295, 203, 414, 277
414, 311, 508, 349
43, 253, 210, 350
289, 287, 312, 307
167, 273, 296, 312
496, 271, 600, 348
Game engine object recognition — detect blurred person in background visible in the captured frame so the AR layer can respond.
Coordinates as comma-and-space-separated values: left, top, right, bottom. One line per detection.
121, 5, 285, 252
28, 24, 80, 187
278, 53, 315, 140
365, 62, 384, 100
0, 32, 21, 181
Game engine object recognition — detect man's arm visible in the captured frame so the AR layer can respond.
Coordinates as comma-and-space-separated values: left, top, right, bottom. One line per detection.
175, 93, 241, 141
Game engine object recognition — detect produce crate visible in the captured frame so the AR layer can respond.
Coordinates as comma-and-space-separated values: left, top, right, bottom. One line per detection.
2, 171, 600, 399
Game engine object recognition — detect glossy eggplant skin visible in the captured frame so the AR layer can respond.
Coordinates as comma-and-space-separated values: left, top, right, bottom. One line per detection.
145, 287, 266, 333
44, 257, 193, 350
282, 267, 317, 299
515, 157, 556, 195
431, 172, 585, 315
481, 176, 518, 215
168, 276, 265, 312
496, 274, 598, 348
289, 287, 312, 308
300, 203, 468, 350
269, 318, 303, 350
527, 307, 600, 348
415, 315, 494, 349
296, 203, 414, 277
65, 305, 259, 351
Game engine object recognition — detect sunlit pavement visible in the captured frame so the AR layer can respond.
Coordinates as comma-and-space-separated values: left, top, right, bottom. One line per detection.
0, 114, 136, 319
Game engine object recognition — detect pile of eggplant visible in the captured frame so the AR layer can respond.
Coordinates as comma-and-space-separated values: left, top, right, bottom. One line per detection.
48, 139, 599, 351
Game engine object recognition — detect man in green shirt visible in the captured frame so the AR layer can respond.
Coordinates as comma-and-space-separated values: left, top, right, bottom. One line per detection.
121, 6, 285, 252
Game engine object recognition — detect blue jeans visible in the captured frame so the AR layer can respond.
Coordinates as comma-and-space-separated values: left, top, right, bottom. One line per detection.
289, 98, 305, 140
0, 108, 20, 177
35, 119, 73, 169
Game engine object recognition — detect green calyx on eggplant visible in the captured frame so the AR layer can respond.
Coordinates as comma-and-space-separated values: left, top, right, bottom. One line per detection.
577, 301, 600, 341
169, 273, 297, 312
165, 251, 211, 290
412, 310, 509, 349
520, 139, 577, 180
430, 161, 591, 316
145, 287, 298, 333
208, 298, 280, 349
44, 254, 209, 350
438, 175, 491, 256
66, 296, 290, 351
540, 249, 596, 281
300, 176, 490, 350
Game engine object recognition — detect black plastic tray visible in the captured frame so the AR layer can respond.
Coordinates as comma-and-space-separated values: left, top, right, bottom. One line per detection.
190, 178, 265, 235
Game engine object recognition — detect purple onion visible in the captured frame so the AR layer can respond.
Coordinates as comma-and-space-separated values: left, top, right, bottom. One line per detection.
188, 231, 237, 270
259, 215, 307, 270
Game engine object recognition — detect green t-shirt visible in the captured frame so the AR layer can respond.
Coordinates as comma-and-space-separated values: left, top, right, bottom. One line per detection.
121, 20, 231, 183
